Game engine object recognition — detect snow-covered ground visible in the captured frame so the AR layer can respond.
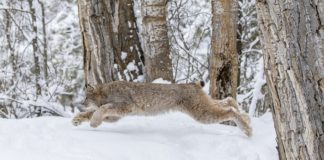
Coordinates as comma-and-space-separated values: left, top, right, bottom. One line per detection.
0, 112, 278, 160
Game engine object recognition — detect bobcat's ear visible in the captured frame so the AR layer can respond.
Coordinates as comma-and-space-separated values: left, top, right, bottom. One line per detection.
194, 81, 205, 88
86, 84, 95, 94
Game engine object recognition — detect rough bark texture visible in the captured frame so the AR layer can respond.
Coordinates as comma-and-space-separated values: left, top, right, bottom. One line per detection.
78, 0, 115, 85
115, 0, 145, 81
78, 0, 144, 85
141, 0, 173, 82
210, 0, 239, 99
256, 0, 324, 159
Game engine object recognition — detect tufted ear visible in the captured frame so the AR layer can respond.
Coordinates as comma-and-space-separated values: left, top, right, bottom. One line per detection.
194, 81, 205, 88
86, 84, 95, 94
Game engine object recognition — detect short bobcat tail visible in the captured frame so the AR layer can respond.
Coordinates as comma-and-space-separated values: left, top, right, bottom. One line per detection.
195, 81, 205, 88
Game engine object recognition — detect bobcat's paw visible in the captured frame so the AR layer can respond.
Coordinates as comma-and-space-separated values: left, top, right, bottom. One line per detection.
241, 113, 251, 124
244, 126, 253, 137
72, 117, 83, 126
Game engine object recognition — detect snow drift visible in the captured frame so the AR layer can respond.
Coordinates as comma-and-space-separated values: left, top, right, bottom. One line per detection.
0, 112, 278, 160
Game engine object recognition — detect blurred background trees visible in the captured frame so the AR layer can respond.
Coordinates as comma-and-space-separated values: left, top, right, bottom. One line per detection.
0, 0, 83, 118
167, 0, 269, 116
0, 0, 269, 118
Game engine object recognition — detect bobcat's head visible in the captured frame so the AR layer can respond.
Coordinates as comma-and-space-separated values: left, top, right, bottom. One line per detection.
83, 84, 103, 109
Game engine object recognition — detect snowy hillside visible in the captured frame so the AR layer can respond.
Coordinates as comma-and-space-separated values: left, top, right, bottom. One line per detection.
0, 112, 278, 160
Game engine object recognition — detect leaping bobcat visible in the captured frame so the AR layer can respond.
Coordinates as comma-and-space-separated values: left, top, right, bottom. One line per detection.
72, 81, 252, 137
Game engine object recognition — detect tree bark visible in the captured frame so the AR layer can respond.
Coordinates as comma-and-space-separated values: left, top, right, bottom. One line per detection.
209, 0, 239, 99
141, 0, 173, 82
78, 0, 116, 85
38, 0, 49, 87
256, 0, 324, 159
115, 0, 145, 81
28, 0, 42, 97
78, 0, 144, 85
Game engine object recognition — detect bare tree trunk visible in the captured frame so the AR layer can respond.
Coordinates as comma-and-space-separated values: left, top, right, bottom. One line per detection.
38, 0, 49, 87
78, 0, 115, 85
141, 0, 173, 82
256, 0, 324, 159
78, 0, 144, 85
115, 0, 145, 82
28, 0, 42, 97
209, 0, 239, 99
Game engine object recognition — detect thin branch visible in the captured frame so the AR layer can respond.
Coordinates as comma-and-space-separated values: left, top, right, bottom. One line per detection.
0, 8, 32, 14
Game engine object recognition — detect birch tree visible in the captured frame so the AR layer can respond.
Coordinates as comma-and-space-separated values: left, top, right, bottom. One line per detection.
256, 0, 324, 159
141, 0, 173, 82
209, 0, 239, 99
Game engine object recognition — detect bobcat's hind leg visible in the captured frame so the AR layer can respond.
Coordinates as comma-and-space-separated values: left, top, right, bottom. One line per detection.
72, 109, 95, 126
213, 97, 241, 111
189, 107, 252, 137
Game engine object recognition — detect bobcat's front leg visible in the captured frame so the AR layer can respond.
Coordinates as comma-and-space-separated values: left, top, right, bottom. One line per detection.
72, 109, 95, 126
90, 103, 131, 128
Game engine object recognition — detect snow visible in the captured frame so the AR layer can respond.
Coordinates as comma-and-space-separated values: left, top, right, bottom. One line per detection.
121, 51, 128, 60
202, 80, 210, 94
248, 58, 266, 116
152, 78, 172, 84
126, 62, 138, 72
0, 112, 278, 160
133, 75, 145, 82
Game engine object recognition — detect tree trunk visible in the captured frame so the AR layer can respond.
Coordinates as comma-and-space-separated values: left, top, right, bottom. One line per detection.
209, 0, 239, 99
256, 0, 324, 159
141, 0, 173, 82
78, 0, 115, 85
28, 0, 42, 97
78, 0, 144, 85
38, 0, 49, 87
115, 0, 145, 82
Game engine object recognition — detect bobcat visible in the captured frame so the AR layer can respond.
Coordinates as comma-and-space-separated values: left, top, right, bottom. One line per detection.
72, 81, 252, 137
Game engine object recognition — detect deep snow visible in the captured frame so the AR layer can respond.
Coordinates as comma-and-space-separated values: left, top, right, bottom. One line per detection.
0, 112, 278, 160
